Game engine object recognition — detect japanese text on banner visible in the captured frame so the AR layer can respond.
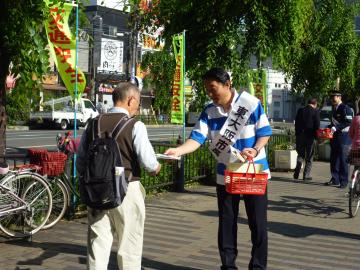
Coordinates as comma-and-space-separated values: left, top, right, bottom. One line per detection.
248, 69, 267, 113
171, 34, 184, 124
44, 0, 86, 99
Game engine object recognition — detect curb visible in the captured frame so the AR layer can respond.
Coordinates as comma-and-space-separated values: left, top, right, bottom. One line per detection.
6, 125, 29, 131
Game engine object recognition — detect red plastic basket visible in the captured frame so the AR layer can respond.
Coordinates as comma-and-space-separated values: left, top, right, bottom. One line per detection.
224, 161, 268, 195
28, 149, 67, 176
316, 128, 333, 139
28, 148, 48, 164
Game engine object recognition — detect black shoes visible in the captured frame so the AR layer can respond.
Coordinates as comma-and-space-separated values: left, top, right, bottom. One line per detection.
339, 184, 348, 189
324, 179, 339, 186
293, 170, 300, 180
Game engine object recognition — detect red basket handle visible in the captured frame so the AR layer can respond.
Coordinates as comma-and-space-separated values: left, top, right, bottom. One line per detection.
245, 157, 256, 180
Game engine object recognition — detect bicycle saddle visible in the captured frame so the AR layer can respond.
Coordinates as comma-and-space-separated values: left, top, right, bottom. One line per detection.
0, 162, 9, 175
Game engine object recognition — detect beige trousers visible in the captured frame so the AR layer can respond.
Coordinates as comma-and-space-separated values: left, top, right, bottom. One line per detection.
87, 181, 146, 270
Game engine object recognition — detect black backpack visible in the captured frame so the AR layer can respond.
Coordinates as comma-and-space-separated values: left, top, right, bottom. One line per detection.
80, 115, 133, 210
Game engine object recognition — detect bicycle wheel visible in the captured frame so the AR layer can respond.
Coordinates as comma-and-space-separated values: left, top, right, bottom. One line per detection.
349, 169, 360, 218
0, 173, 52, 238
42, 178, 69, 229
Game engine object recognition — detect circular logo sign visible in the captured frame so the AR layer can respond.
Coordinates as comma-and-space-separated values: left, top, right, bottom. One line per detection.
104, 41, 117, 60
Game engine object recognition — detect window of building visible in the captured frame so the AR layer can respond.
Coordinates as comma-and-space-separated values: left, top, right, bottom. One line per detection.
274, 101, 280, 107
109, 26, 117, 37
103, 25, 117, 37
274, 111, 280, 118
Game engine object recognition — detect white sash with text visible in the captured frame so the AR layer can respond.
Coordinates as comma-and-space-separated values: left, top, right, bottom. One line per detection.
209, 91, 259, 164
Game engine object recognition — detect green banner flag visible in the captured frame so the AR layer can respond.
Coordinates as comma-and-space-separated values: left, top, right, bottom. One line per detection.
248, 69, 267, 113
171, 34, 185, 124
44, 0, 86, 100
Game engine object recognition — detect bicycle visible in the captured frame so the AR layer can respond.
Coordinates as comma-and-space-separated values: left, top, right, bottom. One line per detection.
0, 163, 52, 238
348, 150, 360, 218
36, 132, 80, 229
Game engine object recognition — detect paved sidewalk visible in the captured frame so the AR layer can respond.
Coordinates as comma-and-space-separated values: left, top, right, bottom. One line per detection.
1, 161, 360, 270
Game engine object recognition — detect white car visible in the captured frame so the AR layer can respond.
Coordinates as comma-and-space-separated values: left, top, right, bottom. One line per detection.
319, 106, 332, 128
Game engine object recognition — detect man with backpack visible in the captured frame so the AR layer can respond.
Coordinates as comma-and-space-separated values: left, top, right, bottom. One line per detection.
76, 82, 161, 270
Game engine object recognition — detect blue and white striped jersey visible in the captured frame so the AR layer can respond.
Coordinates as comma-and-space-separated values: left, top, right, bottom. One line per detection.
189, 90, 272, 185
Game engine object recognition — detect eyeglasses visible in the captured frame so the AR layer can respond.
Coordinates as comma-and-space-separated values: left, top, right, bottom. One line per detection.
130, 96, 141, 106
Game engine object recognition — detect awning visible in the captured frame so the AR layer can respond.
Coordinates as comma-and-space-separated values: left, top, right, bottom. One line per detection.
42, 84, 67, 91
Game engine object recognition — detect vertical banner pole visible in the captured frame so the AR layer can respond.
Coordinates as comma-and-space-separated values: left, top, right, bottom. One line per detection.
72, 0, 80, 211
178, 30, 186, 192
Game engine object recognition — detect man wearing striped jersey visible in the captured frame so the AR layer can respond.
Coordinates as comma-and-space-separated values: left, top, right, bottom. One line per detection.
165, 68, 272, 270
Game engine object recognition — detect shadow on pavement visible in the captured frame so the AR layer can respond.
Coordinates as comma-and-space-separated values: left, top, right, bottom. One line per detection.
271, 176, 327, 186
267, 220, 360, 240
178, 189, 217, 198
2, 239, 86, 267
146, 204, 218, 217
142, 257, 202, 270
268, 196, 346, 218
3, 239, 201, 270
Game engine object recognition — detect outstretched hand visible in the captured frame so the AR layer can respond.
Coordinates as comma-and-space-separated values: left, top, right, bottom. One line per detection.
164, 148, 181, 157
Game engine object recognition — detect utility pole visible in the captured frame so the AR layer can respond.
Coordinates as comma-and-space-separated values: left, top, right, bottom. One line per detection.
91, 14, 102, 101
129, 5, 138, 84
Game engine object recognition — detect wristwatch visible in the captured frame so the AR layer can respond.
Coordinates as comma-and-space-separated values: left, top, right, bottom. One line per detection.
253, 146, 260, 157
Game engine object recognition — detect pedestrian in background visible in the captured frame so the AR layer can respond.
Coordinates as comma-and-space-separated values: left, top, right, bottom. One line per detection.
102, 100, 108, 113
164, 67, 272, 270
325, 91, 353, 188
293, 98, 320, 181
77, 82, 161, 270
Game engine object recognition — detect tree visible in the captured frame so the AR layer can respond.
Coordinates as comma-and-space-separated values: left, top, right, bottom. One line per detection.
134, 0, 360, 110
134, 1, 320, 109
0, 1, 56, 158
281, 0, 360, 101
140, 50, 175, 114
0, 0, 88, 158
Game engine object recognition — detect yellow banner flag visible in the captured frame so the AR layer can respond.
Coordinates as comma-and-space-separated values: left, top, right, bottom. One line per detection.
171, 34, 184, 124
44, 1, 86, 99
248, 69, 267, 113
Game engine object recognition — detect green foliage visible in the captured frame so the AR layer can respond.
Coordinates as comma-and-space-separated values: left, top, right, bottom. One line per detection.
134, 0, 360, 110
5, 86, 31, 125
0, 0, 89, 106
280, 0, 360, 100
140, 50, 176, 114
0, 1, 57, 91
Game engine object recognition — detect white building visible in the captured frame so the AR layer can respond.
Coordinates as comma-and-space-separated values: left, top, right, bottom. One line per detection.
266, 69, 298, 122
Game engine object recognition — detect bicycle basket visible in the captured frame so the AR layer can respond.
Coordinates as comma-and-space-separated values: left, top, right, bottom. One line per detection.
224, 160, 268, 195
41, 152, 67, 176
28, 148, 48, 164
28, 149, 67, 176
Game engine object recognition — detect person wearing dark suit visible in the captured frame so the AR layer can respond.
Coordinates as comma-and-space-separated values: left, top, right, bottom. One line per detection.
294, 98, 320, 180
325, 91, 353, 188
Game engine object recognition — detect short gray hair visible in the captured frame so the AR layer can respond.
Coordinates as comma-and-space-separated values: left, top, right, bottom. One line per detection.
112, 82, 139, 104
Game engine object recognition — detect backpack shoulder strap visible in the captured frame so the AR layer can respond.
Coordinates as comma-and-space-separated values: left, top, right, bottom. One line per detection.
92, 116, 102, 141
112, 116, 135, 178
112, 115, 135, 140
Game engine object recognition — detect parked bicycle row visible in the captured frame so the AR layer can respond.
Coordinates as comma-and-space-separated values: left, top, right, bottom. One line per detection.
0, 131, 79, 238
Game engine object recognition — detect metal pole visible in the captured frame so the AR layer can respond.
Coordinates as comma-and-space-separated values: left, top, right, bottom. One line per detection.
177, 31, 186, 192
130, 12, 138, 83
71, 1, 80, 213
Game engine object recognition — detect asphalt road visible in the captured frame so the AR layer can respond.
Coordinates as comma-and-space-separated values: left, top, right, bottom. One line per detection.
6, 126, 192, 154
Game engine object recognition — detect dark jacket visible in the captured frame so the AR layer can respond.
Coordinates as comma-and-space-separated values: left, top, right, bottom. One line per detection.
330, 103, 353, 132
295, 105, 320, 137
